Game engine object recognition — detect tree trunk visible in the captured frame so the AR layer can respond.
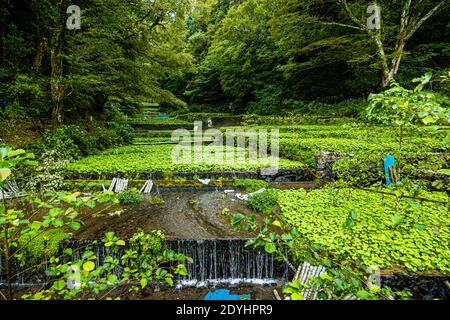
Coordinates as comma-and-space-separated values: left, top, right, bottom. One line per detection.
383, 0, 447, 85
388, 39, 406, 81
51, 0, 67, 128
369, 32, 391, 87
33, 37, 48, 71
340, 0, 448, 88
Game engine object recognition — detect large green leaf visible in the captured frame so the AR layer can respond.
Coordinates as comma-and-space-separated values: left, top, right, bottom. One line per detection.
7, 149, 26, 158
83, 261, 95, 272
0, 168, 11, 182
264, 242, 277, 254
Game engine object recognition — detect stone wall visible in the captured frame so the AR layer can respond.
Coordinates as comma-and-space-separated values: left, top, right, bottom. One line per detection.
316, 151, 354, 181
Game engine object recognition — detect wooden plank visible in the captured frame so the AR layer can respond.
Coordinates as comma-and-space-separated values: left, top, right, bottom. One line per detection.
114, 178, 122, 193
445, 281, 450, 291
116, 179, 124, 193
108, 178, 116, 192
273, 289, 282, 301
294, 262, 326, 300
149, 181, 154, 193
140, 181, 148, 194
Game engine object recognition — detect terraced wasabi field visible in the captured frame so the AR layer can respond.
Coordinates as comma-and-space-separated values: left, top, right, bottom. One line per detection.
67, 144, 304, 174
2, 0, 450, 303
278, 188, 450, 273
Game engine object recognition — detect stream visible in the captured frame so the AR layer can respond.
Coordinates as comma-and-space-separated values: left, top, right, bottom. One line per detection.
1, 189, 449, 299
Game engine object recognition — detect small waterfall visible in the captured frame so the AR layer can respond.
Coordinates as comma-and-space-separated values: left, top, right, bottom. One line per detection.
0, 251, 50, 286
0, 240, 127, 287
168, 239, 289, 287
3, 239, 449, 298
1, 238, 288, 287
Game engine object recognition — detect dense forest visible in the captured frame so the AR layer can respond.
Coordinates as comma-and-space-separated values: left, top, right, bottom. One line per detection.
1, 1, 448, 129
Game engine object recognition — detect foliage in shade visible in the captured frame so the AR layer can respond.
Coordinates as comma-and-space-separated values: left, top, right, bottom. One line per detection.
117, 188, 144, 205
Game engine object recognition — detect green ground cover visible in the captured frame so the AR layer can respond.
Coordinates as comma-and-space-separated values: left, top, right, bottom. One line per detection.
67, 144, 304, 174
125, 117, 191, 125
133, 137, 214, 143
177, 113, 239, 121
221, 124, 449, 168
68, 122, 448, 179
133, 130, 193, 138
223, 124, 448, 143
133, 137, 177, 143
278, 188, 450, 273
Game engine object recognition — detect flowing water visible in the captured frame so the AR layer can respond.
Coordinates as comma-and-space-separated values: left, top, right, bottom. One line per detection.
168, 239, 289, 287
1, 191, 288, 288
3, 189, 448, 298
74, 191, 259, 240
0, 238, 289, 287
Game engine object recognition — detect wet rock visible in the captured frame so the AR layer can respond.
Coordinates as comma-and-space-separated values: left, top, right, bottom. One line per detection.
316, 151, 354, 181
382, 273, 450, 300
417, 169, 450, 193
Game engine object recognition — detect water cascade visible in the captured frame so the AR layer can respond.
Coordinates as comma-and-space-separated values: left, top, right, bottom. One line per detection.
168, 239, 289, 287
0, 238, 289, 287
